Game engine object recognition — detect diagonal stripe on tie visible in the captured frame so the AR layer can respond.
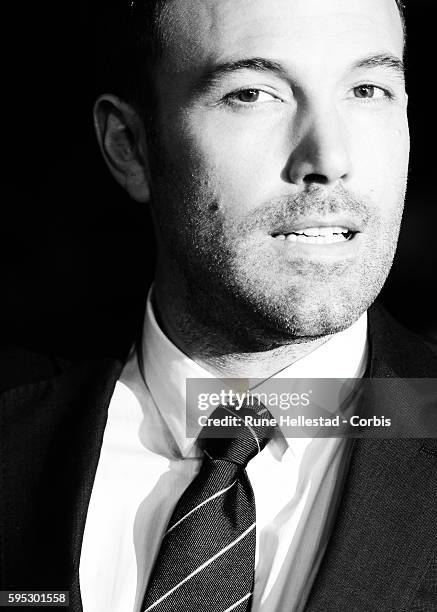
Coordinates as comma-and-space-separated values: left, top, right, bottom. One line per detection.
164, 480, 237, 536
141, 398, 275, 612
143, 524, 256, 611
223, 594, 253, 612
144, 461, 255, 603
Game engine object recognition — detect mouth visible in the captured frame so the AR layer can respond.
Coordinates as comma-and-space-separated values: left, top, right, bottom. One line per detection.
271, 226, 357, 245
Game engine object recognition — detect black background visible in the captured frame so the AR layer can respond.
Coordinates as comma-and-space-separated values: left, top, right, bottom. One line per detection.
2, 1, 436, 360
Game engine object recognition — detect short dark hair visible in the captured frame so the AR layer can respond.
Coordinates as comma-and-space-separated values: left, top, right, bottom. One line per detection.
94, 1, 161, 113
397, 0, 406, 18
95, 0, 406, 115
396, 0, 407, 37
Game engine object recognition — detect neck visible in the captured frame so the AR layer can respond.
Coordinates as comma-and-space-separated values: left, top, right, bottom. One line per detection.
153, 278, 331, 379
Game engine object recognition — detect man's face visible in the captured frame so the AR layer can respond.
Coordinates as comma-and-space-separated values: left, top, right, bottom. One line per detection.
147, 0, 409, 340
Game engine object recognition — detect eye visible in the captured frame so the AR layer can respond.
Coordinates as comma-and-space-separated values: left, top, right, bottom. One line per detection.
353, 85, 387, 100
224, 88, 279, 106
237, 89, 263, 103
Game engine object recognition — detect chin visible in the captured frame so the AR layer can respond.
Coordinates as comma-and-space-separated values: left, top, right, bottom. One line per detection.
280, 304, 363, 339
239, 282, 375, 341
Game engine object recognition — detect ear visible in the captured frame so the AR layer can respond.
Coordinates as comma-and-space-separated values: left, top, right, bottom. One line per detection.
94, 94, 150, 203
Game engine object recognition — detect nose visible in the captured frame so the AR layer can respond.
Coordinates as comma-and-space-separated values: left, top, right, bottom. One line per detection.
286, 107, 352, 186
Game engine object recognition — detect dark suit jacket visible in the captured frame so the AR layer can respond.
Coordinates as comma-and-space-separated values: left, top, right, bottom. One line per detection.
1, 304, 436, 611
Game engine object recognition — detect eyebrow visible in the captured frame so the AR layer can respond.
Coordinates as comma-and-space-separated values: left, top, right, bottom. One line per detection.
193, 52, 405, 94
193, 58, 287, 93
352, 53, 405, 79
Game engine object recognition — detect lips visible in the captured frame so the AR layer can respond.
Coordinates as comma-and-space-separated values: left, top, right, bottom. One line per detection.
273, 226, 355, 244
269, 216, 361, 245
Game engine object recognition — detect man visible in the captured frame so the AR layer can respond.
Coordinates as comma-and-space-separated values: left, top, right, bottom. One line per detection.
1, 0, 436, 611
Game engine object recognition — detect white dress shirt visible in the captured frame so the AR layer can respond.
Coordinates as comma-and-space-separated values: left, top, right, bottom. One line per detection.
79, 294, 368, 612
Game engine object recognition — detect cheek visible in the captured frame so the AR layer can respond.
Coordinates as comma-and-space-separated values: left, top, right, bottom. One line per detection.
181, 111, 287, 218
348, 112, 409, 212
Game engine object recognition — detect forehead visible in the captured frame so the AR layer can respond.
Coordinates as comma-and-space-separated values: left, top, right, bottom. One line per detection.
158, 0, 404, 72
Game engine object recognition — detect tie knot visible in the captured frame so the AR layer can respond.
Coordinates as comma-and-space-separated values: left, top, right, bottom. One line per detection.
200, 398, 275, 468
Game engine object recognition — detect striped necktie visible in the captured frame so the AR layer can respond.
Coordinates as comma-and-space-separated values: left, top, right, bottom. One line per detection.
141, 399, 275, 612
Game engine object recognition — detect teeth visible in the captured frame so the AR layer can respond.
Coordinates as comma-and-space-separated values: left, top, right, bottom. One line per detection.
293, 226, 349, 237
274, 226, 353, 245
285, 234, 347, 244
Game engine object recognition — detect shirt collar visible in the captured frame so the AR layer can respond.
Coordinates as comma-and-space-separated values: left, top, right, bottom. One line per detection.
141, 288, 368, 459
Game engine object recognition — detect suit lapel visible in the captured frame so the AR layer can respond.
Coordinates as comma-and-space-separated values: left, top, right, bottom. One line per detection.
66, 359, 124, 611
305, 306, 437, 610
0, 357, 123, 611
2, 306, 436, 612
